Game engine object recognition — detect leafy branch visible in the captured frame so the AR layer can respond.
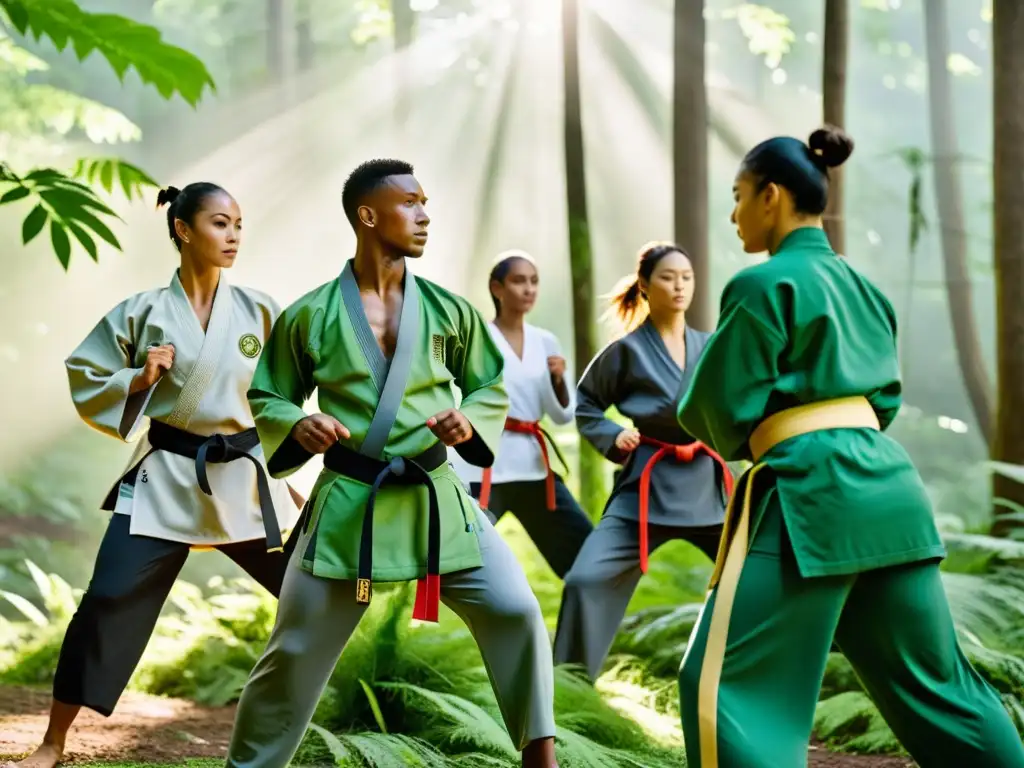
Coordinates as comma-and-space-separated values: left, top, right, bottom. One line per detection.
0, 0, 215, 106
0, 158, 158, 270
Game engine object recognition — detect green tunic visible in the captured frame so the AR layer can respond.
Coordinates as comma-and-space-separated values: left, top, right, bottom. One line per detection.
677, 226, 945, 577
248, 261, 508, 582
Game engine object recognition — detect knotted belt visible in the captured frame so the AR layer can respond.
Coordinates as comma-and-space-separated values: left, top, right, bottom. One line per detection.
636, 435, 734, 573
100, 420, 282, 552
478, 417, 569, 511
322, 441, 447, 623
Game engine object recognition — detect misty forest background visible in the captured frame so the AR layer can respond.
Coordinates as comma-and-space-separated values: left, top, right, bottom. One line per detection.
2, 0, 1024, 766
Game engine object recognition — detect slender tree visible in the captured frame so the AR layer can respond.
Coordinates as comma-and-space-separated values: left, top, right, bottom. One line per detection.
562, 0, 605, 515
822, 0, 848, 255
992, 0, 1024, 536
393, 0, 415, 129
672, 0, 711, 330
923, 0, 993, 443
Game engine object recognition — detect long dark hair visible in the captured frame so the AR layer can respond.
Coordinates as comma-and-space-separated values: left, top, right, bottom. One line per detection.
155, 182, 229, 251
740, 125, 854, 216
488, 249, 536, 319
603, 241, 688, 331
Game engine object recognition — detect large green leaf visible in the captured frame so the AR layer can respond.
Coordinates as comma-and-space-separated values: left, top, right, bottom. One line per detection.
0, 0, 215, 106
1, 163, 126, 269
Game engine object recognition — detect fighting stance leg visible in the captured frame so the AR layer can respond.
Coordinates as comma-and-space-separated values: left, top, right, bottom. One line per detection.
552, 514, 679, 681
9, 515, 191, 768
835, 562, 1024, 767
678, 497, 850, 768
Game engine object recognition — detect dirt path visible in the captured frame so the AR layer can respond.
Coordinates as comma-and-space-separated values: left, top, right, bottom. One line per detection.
0, 685, 915, 766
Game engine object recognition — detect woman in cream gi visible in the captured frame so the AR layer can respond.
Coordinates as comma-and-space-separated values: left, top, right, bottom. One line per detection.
451, 250, 593, 578
552, 242, 731, 682
8, 183, 302, 768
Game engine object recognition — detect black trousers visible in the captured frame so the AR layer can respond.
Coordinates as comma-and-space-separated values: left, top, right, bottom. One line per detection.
52, 513, 296, 716
470, 477, 594, 579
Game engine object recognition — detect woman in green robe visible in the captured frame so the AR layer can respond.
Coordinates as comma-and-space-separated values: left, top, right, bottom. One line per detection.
676, 125, 1024, 768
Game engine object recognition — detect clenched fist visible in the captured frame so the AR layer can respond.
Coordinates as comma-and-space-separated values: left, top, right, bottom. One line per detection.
614, 428, 641, 453
131, 344, 174, 393
292, 414, 351, 454
547, 355, 566, 382
427, 409, 473, 446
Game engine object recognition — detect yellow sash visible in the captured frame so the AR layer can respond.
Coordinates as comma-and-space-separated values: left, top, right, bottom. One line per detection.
693, 395, 880, 768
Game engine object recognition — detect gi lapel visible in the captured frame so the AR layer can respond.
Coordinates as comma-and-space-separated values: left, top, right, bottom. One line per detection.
165, 271, 234, 430
335, 260, 441, 623
338, 259, 421, 458
678, 325, 703, 400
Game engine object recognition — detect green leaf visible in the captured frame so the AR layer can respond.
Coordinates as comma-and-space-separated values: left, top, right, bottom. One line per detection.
70, 157, 159, 201
0, 0, 216, 107
38, 187, 117, 219
358, 679, 389, 734
50, 220, 71, 269
0, 186, 31, 204
66, 220, 98, 262
21, 203, 47, 244
65, 206, 121, 249
99, 159, 114, 193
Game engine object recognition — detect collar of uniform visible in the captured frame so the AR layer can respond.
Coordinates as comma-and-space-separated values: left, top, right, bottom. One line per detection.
774, 226, 832, 256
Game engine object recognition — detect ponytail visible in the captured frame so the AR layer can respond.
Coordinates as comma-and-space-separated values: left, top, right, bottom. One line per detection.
603, 274, 648, 332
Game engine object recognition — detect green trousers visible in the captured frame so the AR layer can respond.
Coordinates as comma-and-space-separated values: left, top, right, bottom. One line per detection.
679, 494, 1024, 768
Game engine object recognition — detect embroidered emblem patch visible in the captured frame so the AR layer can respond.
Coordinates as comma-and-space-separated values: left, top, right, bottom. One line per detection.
238, 333, 262, 358
431, 334, 445, 364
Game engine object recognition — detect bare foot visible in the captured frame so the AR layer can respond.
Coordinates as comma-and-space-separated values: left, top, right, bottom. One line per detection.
5, 741, 64, 768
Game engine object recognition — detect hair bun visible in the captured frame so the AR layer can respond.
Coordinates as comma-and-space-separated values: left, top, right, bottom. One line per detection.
155, 185, 181, 208
808, 125, 854, 168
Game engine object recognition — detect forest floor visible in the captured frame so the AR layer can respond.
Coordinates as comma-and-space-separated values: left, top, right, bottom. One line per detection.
0, 685, 917, 767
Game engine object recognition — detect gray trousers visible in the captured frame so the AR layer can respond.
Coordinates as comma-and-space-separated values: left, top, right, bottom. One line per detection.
553, 513, 722, 681
226, 515, 556, 767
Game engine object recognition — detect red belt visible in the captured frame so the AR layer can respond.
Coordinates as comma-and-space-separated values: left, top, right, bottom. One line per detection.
637, 436, 734, 574
479, 417, 567, 511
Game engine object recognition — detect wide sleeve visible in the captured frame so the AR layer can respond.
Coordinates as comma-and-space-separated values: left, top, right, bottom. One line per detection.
677, 272, 788, 462
247, 303, 319, 478
538, 330, 576, 425
64, 298, 152, 442
575, 340, 631, 463
448, 301, 508, 467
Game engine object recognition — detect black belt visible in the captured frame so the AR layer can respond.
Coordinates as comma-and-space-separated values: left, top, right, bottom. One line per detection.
101, 420, 282, 552
321, 441, 447, 622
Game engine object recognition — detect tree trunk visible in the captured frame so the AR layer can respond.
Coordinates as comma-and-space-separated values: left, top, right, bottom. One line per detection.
672, 0, 711, 331
562, 0, 605, 517
266, 0, 286, 82
992, 0, 1024, 536
393, 0, 415, 132
822, 0, 848, 255
923, 0, 994, 444
296, 0, 314, 73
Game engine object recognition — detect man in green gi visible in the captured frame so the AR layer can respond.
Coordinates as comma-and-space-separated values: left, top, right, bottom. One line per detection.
224, 159, 557, 768
676, 126, 1024, 768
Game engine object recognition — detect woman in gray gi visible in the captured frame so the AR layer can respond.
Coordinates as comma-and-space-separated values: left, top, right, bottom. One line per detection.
552, 241, 731, 682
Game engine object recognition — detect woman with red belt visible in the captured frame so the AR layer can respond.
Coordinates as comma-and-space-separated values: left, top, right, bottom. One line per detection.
450, 250, 594, 579
552, 241, 731, 682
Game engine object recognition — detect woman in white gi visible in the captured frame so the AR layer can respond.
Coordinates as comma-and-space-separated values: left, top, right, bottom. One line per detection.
8, 183, 302, 768
451, 250, 593, 578
552, 241, 731, 682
